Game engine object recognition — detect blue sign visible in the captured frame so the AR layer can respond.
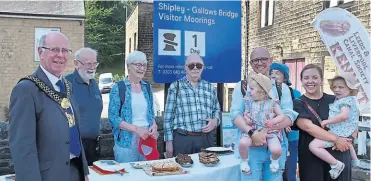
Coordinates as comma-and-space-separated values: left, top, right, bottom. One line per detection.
153, 1, 241, 83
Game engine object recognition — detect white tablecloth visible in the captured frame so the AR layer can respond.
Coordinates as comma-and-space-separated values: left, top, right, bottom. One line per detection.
89, 153, 241, 181
0, 153, 241, 181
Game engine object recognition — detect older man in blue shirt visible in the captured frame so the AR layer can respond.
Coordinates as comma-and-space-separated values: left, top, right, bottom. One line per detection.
66, 47, 103, 165
230, 47, 298, 181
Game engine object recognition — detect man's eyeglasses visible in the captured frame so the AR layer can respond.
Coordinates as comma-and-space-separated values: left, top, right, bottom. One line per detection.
42, 47, 72, 55
76, 59, 99, 68
250, 58, 269, 65
187, 63, 203, 70
131, 63, 147, 69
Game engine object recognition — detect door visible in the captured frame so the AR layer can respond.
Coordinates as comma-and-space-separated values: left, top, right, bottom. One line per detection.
283, 59, 305, 93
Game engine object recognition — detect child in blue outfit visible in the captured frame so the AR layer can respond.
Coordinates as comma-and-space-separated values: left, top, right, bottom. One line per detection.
309, 72, 360, 179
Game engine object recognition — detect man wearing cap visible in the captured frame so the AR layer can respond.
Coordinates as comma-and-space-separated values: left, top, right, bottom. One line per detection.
164, 54, 221, 158
230, 47, 298, 180
270, 63, 301, 181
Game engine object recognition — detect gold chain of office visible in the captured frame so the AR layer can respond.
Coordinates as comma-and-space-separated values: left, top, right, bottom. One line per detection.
20, 75, 71, 108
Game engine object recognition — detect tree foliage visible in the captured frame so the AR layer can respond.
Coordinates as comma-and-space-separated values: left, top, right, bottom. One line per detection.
85, 1, 135, 67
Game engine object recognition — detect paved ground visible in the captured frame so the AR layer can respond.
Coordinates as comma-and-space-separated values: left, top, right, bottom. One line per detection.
101, 93, 109, 118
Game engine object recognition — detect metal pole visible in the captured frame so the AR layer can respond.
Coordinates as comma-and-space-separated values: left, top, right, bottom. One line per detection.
216, 83, 224, 146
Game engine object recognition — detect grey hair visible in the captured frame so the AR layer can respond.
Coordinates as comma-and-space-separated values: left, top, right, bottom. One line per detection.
75, 47, 98, 60
126, 50, 147, 65
185, 53, 204, 64
39, 34, 47, 47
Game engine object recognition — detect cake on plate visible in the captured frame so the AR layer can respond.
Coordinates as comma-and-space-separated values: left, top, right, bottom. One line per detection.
151, 162, 181, 173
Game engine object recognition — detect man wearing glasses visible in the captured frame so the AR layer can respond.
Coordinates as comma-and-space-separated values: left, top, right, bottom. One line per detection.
66, 47, 103, 166
164, 54, 221, 158
8, 31, 89, 181
230, 47, 298, 181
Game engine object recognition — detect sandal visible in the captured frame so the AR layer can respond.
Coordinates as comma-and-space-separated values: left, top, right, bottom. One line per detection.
329, 161, 345, 179
240, 160, 251, 174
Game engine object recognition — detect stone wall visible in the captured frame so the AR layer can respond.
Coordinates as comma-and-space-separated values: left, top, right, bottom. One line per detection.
0, 17, 84, 119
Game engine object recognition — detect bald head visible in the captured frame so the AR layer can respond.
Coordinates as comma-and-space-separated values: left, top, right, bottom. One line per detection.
250, 47, 270, 60
249, 47, 272, 75
39, 31, 70, 49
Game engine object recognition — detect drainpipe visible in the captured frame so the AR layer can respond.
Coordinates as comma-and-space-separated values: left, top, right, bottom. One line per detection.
245, 0, 249, 79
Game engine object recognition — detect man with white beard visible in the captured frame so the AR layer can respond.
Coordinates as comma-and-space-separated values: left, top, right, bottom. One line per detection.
66, 47, 103, 165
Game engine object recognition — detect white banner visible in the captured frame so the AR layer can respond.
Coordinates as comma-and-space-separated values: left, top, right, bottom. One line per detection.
312, 7, 371, 114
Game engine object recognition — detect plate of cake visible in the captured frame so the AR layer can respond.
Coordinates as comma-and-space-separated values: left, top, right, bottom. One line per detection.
143, 161, 189, 176
175, 154, 193, 167
199, 152, 220, 167
129, 159, 174, 169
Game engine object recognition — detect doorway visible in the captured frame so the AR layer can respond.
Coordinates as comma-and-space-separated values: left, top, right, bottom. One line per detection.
283, 59, 305, 93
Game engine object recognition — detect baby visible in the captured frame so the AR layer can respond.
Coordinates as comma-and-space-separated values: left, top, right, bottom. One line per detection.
239, 73, 285, 174
309, 72, 359, 179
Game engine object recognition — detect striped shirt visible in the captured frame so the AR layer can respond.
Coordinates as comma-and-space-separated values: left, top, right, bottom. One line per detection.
163, 77, 221, 141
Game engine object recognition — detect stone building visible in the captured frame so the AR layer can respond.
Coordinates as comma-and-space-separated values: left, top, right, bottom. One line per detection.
243, 0, 371, 94
0, 1, 85, 121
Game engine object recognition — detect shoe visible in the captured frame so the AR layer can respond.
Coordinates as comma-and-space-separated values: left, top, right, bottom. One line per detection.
352, 160, 360, 168
240, 159, 251, 174
270, 156, 279, 173
329, 160, 345, 179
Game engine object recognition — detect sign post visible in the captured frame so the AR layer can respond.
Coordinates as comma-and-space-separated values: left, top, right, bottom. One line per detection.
153, 1, 242, 83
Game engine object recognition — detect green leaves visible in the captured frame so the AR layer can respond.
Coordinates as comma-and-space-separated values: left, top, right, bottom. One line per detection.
85, 1, 133, 67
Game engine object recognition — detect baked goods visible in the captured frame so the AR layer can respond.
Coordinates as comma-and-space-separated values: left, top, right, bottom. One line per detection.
199, 152, 220, 164
151, 162, 181, 173
175, 154, 193, 165
132, 159, 173, 168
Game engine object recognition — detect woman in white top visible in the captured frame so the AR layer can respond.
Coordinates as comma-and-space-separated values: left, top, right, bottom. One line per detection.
108, 51, 158, 163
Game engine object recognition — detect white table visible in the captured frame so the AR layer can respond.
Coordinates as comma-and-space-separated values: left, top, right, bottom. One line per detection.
0, 153, 241, 181
88, 153, 241, 181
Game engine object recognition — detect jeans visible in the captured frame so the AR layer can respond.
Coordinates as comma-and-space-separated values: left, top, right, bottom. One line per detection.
284, 140, 298, 181
241, 140, 288, 181
113, 133, 146, 163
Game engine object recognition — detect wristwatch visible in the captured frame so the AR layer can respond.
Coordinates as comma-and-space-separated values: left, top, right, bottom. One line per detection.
247, 129, 256, 137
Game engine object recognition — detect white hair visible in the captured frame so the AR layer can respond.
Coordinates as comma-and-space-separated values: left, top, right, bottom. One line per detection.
75, 47, 98, 60
185, 53, 204, 64
126, 50, 147, 65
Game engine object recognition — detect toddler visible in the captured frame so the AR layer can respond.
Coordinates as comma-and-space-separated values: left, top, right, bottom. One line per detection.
309, 72, 359, 179
239, 73, 285, 174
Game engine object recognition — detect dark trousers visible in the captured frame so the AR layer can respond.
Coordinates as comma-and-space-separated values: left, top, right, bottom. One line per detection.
173, 130, 214, 156
70, 157, 83, 181
82, 138, 100, 166
283, 140, 299, 181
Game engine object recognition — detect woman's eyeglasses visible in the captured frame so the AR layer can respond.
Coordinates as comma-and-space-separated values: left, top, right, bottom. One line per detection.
187, 63, 203, 70
131, 63, 147, 69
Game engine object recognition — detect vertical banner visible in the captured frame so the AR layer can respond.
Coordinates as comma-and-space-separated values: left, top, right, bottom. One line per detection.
312, 7, 370, 114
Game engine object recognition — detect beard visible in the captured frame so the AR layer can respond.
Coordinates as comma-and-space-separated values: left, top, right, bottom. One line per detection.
79, 70, 95, 81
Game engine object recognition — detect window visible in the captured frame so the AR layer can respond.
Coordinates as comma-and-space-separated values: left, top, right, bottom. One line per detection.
129, 38, 131, 53
134, 33, 137, 50
328, 0, 353, 7
260, 0, 274, 28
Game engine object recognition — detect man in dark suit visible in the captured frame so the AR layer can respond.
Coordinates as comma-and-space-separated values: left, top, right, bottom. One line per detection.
8, 31, 89, 181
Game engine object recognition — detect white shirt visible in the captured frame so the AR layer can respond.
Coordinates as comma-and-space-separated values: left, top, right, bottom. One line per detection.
131, 92, 149, 127
40, 65, 76, 159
